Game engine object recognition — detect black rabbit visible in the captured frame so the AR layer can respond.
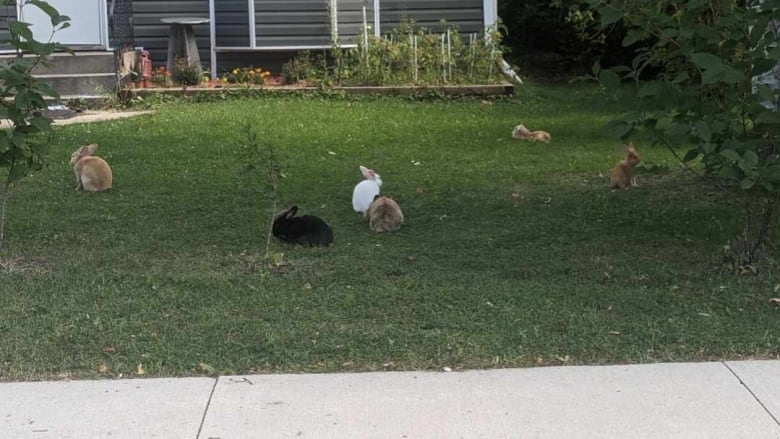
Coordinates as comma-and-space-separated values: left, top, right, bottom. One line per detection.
272, 206, 333, 247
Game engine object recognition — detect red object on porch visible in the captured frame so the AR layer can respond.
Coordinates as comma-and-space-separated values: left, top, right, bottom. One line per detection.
139, 50, 152, 81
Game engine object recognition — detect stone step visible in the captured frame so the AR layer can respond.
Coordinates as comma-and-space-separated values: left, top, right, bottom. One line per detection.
38, 73, 117, 98
0, 50, 116, 75
0, 51, 118, 97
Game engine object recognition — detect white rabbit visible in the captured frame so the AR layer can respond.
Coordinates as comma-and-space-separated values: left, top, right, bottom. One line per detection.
352, 165, 382, 215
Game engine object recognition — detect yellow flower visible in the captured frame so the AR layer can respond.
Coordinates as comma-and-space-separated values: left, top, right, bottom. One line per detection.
232, 69, 238, 74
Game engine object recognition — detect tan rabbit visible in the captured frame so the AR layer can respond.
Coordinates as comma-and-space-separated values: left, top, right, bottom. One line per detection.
367, 195, 404, 232
70, 144, 113, 192
512, 124, 551, 143
610, 143, 641, 190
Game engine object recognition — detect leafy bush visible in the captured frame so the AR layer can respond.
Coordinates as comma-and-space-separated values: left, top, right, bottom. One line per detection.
588, 0, 780, 270
0, 0, 70, 250
171, 57, 202, 86
281, 20, 507, 86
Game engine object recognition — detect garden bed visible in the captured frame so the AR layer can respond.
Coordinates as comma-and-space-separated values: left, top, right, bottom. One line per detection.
124, 83, 515, 98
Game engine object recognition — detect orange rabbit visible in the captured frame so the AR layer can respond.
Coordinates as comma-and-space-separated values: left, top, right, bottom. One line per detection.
610, 143, 641, 190
70, 144, 113, 192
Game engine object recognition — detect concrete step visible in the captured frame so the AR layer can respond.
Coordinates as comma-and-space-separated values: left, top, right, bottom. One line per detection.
0, 50, 116, 75
0, 51, 118, 97
37, 73, 117, 97
39, 51, 115, 75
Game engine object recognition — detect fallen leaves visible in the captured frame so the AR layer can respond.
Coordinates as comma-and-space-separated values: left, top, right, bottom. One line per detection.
770, 298, 780, 306
136, 363, 145, 376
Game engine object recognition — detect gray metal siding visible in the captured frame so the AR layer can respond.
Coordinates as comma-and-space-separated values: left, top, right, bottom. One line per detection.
255, 1, 330, 47
0, 4, 16, 51
380, 0, 483, 33
335, 0, 371, 45
253, 0, 371, 47
127, 0, 485, 71
215, 0, 249, 47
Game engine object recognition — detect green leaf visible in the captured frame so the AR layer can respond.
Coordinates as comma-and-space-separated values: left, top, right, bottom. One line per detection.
761, 165, 780, 183
768, 45, 780, 61
692, 121, 712, 142
752, 59, 777, 77
8, 21, 33, 42
692, 24, 720, 43
37, 83, 59, 99
755, 110, 780, 125
720, 149, 741, 163
667, 123, 690, 137
598, 69, 621, 91
740, 177, 756, 190
27, 1, 69, 29
671, 71, 689, 84
603, 119, 632, 139
720, 66, 745, 84
7, 160, 29, 183
718, 164, 741, 180
598, 5, 624, 26
691, 52, 725, 72
622, 30, 644, 47
0, 135, 10, 155
682, 148, 700, 162
739, 150, 759, 171
756, 84, 776, 104
11, 131, 27, 149
591, 60, 601, 77
637, 81, 663, 98
29, 116, 52, 134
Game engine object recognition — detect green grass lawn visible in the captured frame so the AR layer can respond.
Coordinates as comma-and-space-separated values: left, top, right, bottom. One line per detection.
0, 83, 777, 381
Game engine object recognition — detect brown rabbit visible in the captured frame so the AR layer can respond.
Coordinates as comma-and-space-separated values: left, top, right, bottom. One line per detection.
70, 144, 112, 192
367, 195, 404, 232
512, 124, 551, 143
610, 143, 641, 190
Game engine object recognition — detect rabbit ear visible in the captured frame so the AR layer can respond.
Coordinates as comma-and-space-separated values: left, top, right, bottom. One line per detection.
360, 166, 374, 179
85, 144, 97, 154
277, 206, 296, 219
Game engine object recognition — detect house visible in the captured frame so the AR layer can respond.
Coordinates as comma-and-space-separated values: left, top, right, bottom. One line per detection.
0, 0, 499, 96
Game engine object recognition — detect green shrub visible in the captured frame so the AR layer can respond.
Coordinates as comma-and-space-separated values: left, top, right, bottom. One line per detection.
281, 20, 507, 87
171, 57, 202, 86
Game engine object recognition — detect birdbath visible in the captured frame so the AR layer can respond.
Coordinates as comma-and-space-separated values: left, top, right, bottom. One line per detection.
160, 17, 209, 71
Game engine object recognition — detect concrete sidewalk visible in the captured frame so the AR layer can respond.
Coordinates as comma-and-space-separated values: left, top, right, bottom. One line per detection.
1, 361, 779, 438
